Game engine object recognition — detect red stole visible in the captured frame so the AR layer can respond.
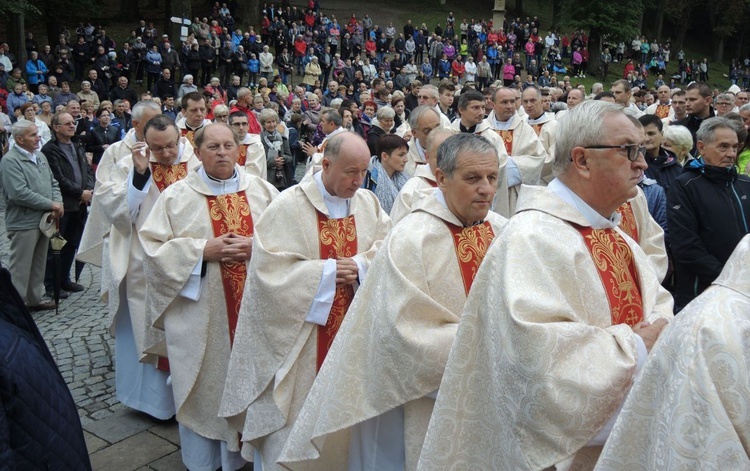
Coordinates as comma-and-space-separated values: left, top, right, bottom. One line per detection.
616, 201, 639, 243
573, 225, 644, 326
150, 162, 189, 193
316, 210, 357, 372
445, 221, 495, 295
238, 143, 248, 166
180, 126, 198, 149
655, 104, 670, 119
530, 122, 545, 136
423, 177, 438, 188
206, 191, 254, 346
494, 128, 514, 155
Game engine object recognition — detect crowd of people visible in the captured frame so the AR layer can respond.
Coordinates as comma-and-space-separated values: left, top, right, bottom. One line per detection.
2, 3, 750, 471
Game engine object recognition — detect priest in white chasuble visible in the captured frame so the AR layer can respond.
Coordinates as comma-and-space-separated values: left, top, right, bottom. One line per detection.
277, 133, 507, 471
417, 101, 674, 471
77, 100, 162, 291
485, 87, 547, 213
229, 110, 267, 179
139, 123, 279, 471
521, 86, 558, 185
99, 114, 199, 420
390, 128, 453, 224
449, 90, 513, 217
403, 106, 443, 178
219, 132, 392, 470
596, 235, 750, 470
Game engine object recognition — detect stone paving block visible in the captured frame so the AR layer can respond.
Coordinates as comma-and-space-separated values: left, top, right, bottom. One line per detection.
147, 450, 184, 471
89, 430, 177, 471
149, 421, 180, 445
83, 430, 109, 454
84, 409, 154, 443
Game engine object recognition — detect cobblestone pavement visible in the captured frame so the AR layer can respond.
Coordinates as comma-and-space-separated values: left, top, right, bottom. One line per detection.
0, 198, 253, 470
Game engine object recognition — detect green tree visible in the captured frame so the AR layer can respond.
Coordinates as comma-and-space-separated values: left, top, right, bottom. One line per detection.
704, 0, 746, 62
562, 0, 643, 74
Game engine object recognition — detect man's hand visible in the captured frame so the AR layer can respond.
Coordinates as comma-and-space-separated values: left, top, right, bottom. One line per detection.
275, 156, 285, 168
220, 234, 253, 261
80, 189, 93, 204
633, 318, 669, 353
302, 141, 317, 156
335, 257, 359, 285
403, 130, 413, 141
203, 233, 253, 262
51, 202, 64, 221
131, 141, 150, 175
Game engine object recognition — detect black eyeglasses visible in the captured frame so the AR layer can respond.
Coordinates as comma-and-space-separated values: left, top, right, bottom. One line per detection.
583, 144, 646, 162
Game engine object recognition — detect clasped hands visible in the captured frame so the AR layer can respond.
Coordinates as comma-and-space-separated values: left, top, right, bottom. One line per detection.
203, 233, 253, 262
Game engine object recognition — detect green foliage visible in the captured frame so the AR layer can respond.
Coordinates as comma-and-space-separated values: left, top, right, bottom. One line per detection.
561, 0, 643, 42
0, 0, 41, 16
706, 0, 746, 39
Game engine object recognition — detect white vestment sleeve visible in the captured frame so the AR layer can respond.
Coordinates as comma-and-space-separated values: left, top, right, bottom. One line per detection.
127, 169, 152, 223
304, 258, 337, 326
587, 333, 648, 446
179, 256, 204, 301
506, 158, 522, 187
352, 254, 368, 282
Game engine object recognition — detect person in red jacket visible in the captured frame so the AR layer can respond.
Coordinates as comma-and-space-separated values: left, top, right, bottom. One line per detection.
229, 87, 262, 134
451, 56, 465, 81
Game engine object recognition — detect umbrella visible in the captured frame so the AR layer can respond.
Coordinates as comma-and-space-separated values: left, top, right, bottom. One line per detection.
49, 221, 67, 315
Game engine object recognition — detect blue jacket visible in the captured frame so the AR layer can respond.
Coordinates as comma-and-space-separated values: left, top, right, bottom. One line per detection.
0, 268, 92, 471
25, 59, 48, 86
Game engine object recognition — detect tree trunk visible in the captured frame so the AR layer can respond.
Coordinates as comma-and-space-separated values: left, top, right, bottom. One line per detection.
587, 28, 602, 76
673, 6, 692, 51
713, 36, 724, 63
120, 0, 140, 20
236, 0, 261, 28
147, 0, 159, 10
637, 10, 644, 35
8, 13, 23, 65
552, 0, 562, 29
654, 0, 665, 40
515, 0, 523, 16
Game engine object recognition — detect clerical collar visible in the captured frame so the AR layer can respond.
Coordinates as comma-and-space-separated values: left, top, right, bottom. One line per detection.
526, 113, 548, 125
185, 121, 204, 132
314, 170, 350, 218
493, 116, 513, 130
459, 122, 478, 133
16, 146, 39, 164
548, 178, 620, 229
199, 166, 240, 195
434, 188, 484, 227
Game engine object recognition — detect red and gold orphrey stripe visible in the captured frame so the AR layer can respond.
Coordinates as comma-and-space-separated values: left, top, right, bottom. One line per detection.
655, 104, 670, 119
206, 191, 254, 346
531, 122, 545, 136
495, 129, 514, 155
445, 221, 496, 295
316, 210, 357, 372
573, 224, 644, 327
150, 162, 189, 193
237, 143, 248, 166
180, 127, 197, 149
616, 201, 639, 243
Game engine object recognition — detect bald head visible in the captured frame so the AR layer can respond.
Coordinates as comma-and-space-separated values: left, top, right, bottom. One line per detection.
425, 128, 455, 175
321, 132, 371, 199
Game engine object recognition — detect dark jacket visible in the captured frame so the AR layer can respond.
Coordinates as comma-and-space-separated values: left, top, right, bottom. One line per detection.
41, 137, 94, 212
667, 158, 750, 311
109, 86, 139, 105
644, 147, 683, 195
152, 79, 176, 100
0, 267, 92, 471
87, 125, 121, 164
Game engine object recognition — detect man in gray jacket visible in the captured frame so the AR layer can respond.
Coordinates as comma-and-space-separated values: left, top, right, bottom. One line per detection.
0, 120, 63, 310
